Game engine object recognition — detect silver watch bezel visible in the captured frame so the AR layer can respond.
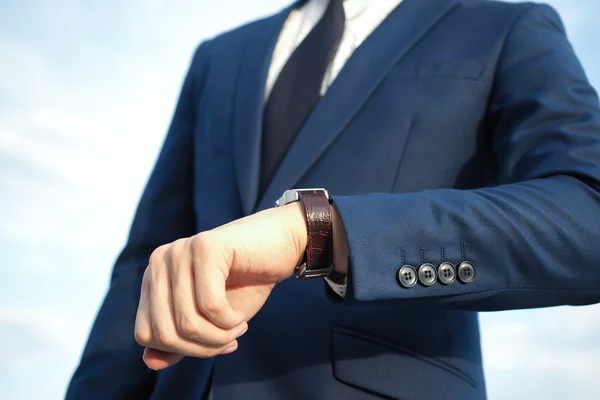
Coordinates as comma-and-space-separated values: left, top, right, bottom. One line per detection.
275, 188, 330, 207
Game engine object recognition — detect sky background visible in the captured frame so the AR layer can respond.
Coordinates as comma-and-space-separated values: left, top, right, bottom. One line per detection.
1, 0, 599, 399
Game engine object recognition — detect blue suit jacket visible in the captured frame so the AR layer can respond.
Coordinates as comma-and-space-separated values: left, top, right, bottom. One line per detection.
67, 0, 600, 399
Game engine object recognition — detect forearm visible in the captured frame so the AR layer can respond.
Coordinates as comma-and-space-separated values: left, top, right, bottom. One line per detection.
324, 4, 600, 311
332, 174, 600, 310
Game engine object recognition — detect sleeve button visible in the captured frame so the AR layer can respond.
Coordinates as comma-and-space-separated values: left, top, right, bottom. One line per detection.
397, 265, 417, 288
418, 263, 437, 286
457, 261, 476, 284
438, 262, 456, 285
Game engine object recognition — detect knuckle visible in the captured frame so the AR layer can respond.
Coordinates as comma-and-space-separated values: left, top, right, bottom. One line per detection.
177, 314, 199, 338
199, 295, 221, 316
172, 237, 189, 250
177, 312, 233, 346
167, 237, 185, 258
149, 245, 168, 267
191, 232, 212, 254
154, 328, 176, 348
134, 325, 152, 346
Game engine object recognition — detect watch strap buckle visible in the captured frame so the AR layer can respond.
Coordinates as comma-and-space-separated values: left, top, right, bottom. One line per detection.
295, 262, 333, 279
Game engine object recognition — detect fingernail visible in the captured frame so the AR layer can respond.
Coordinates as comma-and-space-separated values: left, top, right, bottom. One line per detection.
221, 343, 238, 355
236, 326, 248, 338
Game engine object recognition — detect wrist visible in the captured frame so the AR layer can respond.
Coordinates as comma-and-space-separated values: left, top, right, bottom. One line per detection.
276, 189, 349, 298
281, 195, 348, 277
276, 189, 333, 278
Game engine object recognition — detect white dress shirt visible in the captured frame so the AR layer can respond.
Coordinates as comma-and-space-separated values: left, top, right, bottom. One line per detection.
264, 0, 403, 297
265, 0, 404, 100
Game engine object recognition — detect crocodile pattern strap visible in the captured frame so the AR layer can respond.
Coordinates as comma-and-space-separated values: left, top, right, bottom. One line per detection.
297, 189, 333, 275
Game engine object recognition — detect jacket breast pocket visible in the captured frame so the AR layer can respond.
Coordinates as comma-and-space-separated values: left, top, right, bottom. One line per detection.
417, 59, 484, 80
331, 327, 480, 399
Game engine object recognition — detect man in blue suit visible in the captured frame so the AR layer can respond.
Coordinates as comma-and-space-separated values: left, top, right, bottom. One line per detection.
67, 0, 600, 399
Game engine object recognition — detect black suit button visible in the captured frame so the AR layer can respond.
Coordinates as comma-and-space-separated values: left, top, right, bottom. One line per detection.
418, 263, 437, 286
438, 262, 456, 285
398, 265, 417, 288
457, 261, 476, 284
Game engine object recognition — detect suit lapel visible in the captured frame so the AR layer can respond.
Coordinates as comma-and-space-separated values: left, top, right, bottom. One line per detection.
256, 0, 460, 211
233, 3, 300, 216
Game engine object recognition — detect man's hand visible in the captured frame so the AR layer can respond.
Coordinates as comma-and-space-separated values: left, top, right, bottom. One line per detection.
134, 203, 308, 370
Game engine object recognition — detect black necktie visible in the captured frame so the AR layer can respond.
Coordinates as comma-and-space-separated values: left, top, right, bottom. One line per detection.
259, 0, 345, 198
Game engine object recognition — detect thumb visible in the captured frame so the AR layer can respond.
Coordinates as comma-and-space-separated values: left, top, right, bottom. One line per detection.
143, 348, 185, 370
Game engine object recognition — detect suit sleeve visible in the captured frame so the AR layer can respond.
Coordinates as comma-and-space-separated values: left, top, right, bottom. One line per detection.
331, 4, 600, 310
66, 43, 209, 399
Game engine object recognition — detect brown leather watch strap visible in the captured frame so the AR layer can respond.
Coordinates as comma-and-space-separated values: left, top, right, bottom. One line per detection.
296, 190, 333, 278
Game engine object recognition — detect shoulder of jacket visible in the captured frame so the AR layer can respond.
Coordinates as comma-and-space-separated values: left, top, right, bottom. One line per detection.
455, 0, 557, 30
457, 0, 539, 16
202, 7, 287, 51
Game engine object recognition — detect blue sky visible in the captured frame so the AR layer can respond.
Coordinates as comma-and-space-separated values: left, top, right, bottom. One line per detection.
1, 0, 599, 399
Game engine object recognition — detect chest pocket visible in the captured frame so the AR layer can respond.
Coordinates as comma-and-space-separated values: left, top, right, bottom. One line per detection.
418, 59, 485, 80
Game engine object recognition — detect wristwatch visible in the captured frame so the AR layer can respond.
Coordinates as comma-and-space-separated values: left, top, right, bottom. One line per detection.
275, 188, 334, 279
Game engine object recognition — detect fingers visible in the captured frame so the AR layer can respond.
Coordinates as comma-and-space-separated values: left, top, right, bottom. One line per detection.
134, 268, 153, 346
134, 241, 247, 367
170, 238, 248, 346
147, 247, 240, 357
143, 348, 185, 370
190, 234, 246, 330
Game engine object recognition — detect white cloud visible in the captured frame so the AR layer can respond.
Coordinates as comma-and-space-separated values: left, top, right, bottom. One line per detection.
0, 306, 86, 355
0, 37, 50, 100
481, 305, 600, 399
0, 306, 89, 400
